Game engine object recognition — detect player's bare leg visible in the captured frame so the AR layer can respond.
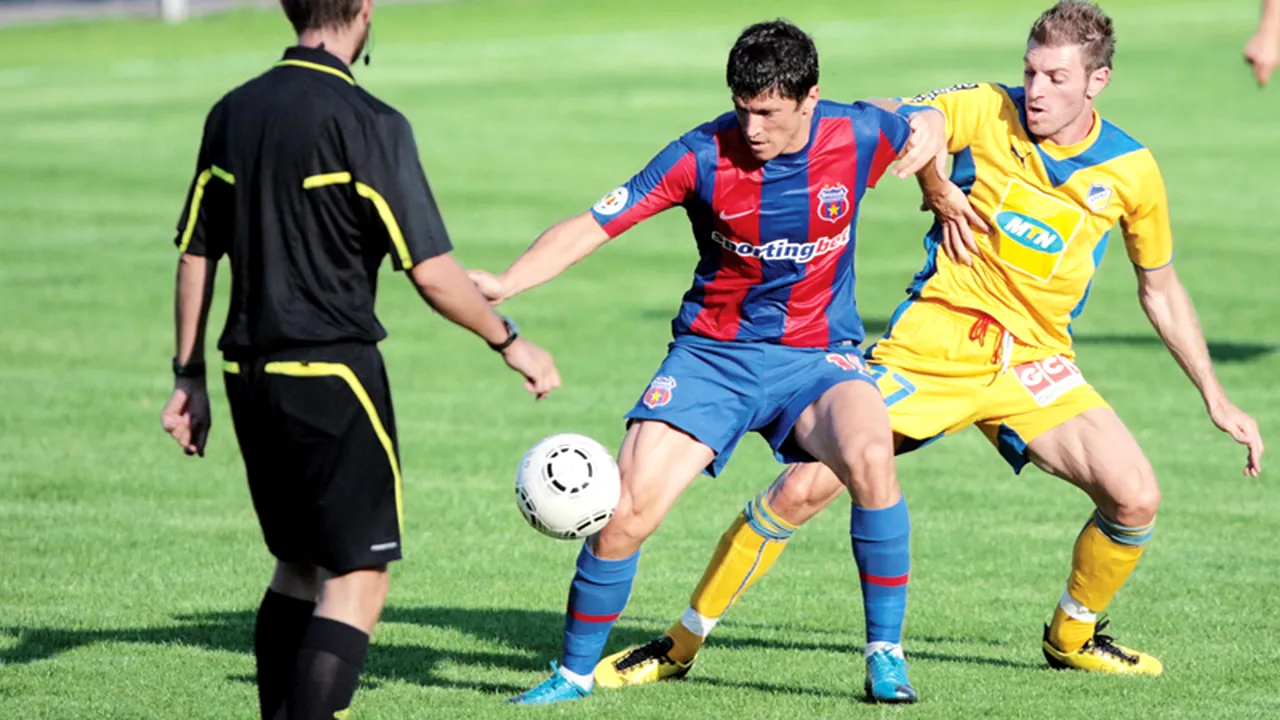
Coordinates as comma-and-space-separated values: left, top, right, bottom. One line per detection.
793, 380, 900, 504
593, 420, 717, 559
1027, 407, 1163, 675
791, 379, 917, 703
509, 420, 714, 704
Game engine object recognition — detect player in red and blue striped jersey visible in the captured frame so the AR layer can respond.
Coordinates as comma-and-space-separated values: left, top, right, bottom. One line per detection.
471, 20, 947, 705
589, 94, 906, 349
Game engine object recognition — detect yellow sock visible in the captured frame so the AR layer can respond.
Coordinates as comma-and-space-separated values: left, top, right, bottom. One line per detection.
668, 492, 796, 663
665, 621, 703, 665
1048, 511, 1151, 653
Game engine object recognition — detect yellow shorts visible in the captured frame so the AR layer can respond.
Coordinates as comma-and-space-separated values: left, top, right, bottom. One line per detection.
865, 299, 1109, 472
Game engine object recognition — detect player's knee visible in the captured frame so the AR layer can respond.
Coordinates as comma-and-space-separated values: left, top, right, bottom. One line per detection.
1106, 466, 1160, 527
1129, 474, 1161, 524
837, 439, 897, 503
849, 439, 895, 479
595, 501, 658, 558
771, 464, 844, 524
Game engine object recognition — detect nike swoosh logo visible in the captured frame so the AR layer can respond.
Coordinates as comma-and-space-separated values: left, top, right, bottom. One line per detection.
719, 209, 754, 220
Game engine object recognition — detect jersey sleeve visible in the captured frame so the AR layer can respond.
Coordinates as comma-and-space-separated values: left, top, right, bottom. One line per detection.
852, 102, 912, 189
1120, 151, 1174, 270
358, 112, 454, 271
896, 82, 1003, 154
173, 106, 233, 259
588, 140, 698, 238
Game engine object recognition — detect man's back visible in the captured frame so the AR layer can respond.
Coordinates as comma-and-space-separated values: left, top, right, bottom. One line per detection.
176, 46, 451, 356
159, 9, 561, 715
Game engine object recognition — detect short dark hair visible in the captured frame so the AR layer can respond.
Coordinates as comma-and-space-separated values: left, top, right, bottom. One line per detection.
280, 0, 363, 34
726, 20, 819, 102
1029, 1, 1115, 71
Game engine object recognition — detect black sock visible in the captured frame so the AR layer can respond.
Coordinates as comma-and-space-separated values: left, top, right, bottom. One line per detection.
286, 617, 370, 720
254, 590, 316, 720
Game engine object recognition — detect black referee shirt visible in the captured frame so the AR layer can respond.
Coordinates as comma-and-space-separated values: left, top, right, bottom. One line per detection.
173, 45, 453, 357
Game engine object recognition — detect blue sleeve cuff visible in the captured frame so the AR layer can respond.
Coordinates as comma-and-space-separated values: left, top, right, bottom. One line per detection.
893, 103, 938, 119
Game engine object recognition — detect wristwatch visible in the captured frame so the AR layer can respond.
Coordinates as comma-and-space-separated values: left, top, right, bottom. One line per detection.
172, 356, 206, 379
488, 315, 519, 352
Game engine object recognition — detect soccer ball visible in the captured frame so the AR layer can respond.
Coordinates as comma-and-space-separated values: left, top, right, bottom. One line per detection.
515, 433, 621, 540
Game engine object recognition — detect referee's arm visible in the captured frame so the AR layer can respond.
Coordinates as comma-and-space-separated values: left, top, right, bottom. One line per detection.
163, 114, 229, 455
362, 114, 561, 397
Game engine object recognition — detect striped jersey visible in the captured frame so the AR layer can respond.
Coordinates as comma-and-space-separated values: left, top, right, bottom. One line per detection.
589, 100, 911, 348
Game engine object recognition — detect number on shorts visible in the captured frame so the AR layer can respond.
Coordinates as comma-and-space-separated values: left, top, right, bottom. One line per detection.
825, 352, 865, 372
867, 364, 918, 407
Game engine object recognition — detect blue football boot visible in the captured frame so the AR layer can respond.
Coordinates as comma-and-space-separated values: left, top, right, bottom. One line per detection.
506, 662, 591, 706
864, 648, 918, 704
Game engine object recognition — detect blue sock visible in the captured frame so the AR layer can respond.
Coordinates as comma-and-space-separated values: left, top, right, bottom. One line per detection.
850, 497, 911, 645
562, 543, 640, 676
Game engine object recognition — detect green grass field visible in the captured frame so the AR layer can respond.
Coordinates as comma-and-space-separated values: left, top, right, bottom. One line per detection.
2, 0, 1279, 717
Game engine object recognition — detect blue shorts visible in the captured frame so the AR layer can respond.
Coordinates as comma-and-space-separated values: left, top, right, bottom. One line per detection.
625, 335, 877, 477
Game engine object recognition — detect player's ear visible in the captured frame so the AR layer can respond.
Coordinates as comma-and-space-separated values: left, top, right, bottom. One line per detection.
1085, 66, 1110, 99
802, 85, 820, 114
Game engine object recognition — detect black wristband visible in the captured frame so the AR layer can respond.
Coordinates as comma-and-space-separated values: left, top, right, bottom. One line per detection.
488, 315, 519, 353
173, 356, 206, 379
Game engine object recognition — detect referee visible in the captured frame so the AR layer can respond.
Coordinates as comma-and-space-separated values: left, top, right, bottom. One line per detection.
158, 1, 560, 718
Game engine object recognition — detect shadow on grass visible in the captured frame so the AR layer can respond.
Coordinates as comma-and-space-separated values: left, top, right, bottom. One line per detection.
1071, 334, 1276, 363
0, 604, 1039, 697
685, 675, 848, 698
624, 615, 1038, 670
0, 610, 537, 695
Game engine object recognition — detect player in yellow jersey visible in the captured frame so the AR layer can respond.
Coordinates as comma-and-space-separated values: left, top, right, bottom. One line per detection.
593, 0, 1265, 694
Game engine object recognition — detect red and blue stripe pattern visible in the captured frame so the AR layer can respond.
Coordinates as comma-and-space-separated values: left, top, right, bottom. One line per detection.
587, 100, 910, 348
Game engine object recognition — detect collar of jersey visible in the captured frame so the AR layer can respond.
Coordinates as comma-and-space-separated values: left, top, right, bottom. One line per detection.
1034, 109, 1102, 160
277, 45, 356, 85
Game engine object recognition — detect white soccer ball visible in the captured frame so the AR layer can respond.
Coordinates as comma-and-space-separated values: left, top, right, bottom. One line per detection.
515, 433, 621, 540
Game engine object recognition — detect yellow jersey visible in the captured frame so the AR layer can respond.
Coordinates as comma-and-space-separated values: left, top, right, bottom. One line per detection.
900, 83, 1173, 354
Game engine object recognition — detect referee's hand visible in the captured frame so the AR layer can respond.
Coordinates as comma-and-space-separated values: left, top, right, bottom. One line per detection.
1245, 26, 1278, 87
500, 338, 561, 400
161, 377, 212, 456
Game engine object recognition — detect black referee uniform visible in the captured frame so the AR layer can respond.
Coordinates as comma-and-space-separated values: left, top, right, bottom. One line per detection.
174, 45, 450, 574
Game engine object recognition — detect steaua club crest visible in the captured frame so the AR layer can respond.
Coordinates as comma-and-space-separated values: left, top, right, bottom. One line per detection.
641, 376, 677, 409
817, 184, 850, 223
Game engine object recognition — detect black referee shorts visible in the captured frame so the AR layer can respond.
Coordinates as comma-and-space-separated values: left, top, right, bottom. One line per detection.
223, 342, 402, 575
